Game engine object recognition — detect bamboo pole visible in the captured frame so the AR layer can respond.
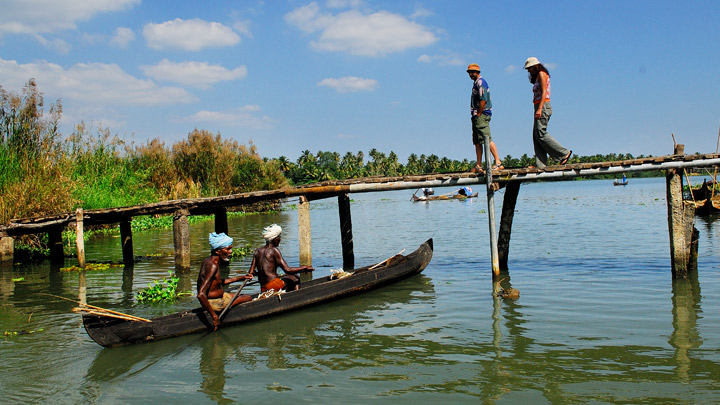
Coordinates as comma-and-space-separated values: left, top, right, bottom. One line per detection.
483, 138, 500, 277
42, 293, 152, 322
298, 196, 312, 267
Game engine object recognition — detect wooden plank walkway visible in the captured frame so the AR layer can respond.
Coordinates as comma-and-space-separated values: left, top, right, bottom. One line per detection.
2, 152, 719, 237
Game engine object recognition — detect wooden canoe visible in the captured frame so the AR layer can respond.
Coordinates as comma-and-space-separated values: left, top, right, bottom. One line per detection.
83, 239, 434, 347
412, 193, 478, 202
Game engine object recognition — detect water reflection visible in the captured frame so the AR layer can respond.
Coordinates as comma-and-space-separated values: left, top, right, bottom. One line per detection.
669, 271, 702, 383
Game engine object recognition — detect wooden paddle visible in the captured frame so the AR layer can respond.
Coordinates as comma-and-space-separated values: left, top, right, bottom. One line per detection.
217, 277, 252, 323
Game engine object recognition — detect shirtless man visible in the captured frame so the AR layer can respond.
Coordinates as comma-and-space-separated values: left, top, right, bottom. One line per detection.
249, 224, 313, 292
197, 232, 253, 330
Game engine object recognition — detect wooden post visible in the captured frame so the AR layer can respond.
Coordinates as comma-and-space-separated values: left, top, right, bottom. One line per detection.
79, 270, 87, 305
666, 144, 697, 278
76, 208, 85, 268
0, 232, 13, 262
173, 207, 191, 270
298, 196, 312, 267
483, 138, 500, 277
120, 218, 134, 265
48, 226, 64, 264
338, 194, 354, 269
214, 207, 229, 235
498, 181, 520, 271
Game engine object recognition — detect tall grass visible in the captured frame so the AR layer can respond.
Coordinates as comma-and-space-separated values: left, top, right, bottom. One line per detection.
1, 79, 289, 241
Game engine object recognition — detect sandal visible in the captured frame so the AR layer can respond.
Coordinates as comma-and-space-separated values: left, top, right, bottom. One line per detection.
492, 164, 504, 171
471, 165, 485, 175
559, 150, 572, 165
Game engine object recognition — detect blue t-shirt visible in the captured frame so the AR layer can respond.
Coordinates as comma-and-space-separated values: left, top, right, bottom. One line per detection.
471, 76, 492, 116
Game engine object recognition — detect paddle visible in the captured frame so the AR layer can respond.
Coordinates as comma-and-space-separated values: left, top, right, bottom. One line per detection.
217, 277, 252, 324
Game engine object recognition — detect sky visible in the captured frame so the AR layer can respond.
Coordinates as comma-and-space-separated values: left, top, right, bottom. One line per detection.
1, 0, 719, 163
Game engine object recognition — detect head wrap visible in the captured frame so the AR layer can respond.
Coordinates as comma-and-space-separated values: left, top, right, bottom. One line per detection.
263, 224, 282, 241
209, 232, 233, 250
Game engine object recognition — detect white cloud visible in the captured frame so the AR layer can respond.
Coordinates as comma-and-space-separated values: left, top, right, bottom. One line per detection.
143, 18, 241, 51
33, 35, 72, 54
411, 8, 433, 19
141, 59, 247, 89
326, 0, 364, 8
110, 27, 135, 48
0, 57, 195, 105
286, 3, 437, 56
505, 64, 519, 73
317, 76, 378, 93
180, 106, 273, 130
0, 0, 139, 35
417, 51, 464, 66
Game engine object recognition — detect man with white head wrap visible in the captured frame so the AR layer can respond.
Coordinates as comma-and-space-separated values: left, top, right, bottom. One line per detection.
249, 224, 314, 292
197, 232, 253, 330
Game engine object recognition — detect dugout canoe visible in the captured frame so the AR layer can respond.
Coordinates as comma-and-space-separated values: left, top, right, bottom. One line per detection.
412, 193, 478, 202
83, 239, 434, 347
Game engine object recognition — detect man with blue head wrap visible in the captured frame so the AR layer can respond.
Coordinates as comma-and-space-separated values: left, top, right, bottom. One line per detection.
197, 232, 253, 330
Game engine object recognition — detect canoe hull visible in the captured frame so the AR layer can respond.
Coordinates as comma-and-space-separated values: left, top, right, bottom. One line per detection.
83, 239, 434, 347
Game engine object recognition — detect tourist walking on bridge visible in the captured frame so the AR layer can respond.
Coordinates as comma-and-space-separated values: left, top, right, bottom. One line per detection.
467, 63, 503, 174
524, 57, 572, 169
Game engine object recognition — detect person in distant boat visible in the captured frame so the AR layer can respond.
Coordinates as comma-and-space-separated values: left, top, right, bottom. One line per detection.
197, 232, 253, 330
467, 63, 503, 174
523, 57, 572, 169
249, 224, 313, 292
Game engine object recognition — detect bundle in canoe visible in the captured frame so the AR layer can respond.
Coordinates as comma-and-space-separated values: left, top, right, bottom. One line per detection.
82, 239, 434, 347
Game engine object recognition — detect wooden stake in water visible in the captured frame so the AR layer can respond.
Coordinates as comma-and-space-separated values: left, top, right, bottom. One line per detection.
76, 208, 85, 269
483, 137, 500, 277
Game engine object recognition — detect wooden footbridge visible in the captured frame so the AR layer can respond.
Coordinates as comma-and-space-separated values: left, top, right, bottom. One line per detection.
1, 146, 719, 279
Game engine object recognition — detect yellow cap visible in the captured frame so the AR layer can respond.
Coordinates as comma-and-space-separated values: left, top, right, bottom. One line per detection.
466, 63, 480, 72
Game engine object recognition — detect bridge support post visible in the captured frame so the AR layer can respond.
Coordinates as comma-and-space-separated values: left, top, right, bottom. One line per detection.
120, 218, 134, 265
498, 182, 520, 271
666, 155, 698, 278
173, 207, 191, 270
0, 232, 13, 262
76, 208, 85, 268
483, 138, 500, 278
214, 207, 228, 235
338, 194, 354, 269
48, 225, 64, 264
298, 196, 312, 266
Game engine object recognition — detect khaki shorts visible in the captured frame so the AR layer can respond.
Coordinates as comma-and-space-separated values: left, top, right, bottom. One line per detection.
208, 292, 232, 312
472, 114, 492, 144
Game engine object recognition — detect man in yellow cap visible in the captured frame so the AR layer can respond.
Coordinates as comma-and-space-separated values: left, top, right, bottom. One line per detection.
467, 63, 503, 174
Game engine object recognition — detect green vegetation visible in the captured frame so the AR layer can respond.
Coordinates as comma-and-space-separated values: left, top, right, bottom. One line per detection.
272, 150, 661, 185
1, 80, 287, 255
60, 262, 124, 272
136, 271, 191, 303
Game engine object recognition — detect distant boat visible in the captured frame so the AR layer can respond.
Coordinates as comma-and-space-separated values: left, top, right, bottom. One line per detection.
688, 180, 720, 216
613, 174, 628, 186
412, 187, 478, 202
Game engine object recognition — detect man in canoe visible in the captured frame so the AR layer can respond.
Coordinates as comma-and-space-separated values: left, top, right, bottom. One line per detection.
197, 232, 253, 330
249, 224, 313, 292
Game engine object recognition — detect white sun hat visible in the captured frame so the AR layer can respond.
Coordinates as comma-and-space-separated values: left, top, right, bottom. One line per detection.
524, 57, 541, 69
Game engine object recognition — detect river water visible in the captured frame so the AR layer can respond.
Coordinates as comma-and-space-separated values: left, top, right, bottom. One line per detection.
1, 177, 719, 403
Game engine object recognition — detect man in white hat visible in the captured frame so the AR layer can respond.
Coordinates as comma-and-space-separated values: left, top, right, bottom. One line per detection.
249, 224, 314, 292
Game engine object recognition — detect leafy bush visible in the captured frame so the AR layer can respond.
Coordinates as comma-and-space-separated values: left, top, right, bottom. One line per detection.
136, 271, 191, 303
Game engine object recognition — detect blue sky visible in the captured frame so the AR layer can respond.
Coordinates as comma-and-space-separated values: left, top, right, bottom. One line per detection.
1, 0, 718, 162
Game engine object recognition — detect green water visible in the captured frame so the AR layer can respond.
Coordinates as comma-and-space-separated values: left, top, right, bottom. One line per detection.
1, 178, 719, 403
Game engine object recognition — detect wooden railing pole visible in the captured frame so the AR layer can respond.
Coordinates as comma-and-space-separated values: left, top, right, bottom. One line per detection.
120, 218, 134, 265
173, 207, 191, 270
0, 232, 13, 263
483, 138, 500, 277
48, 225, 64, 264
76, 208, 85, 268
666, 144, 698, 278
338, 193, 354, 269
498, 182, 521, 271
214, 207, 228, 235
298, 196, 312, 267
